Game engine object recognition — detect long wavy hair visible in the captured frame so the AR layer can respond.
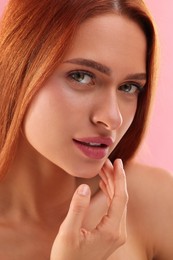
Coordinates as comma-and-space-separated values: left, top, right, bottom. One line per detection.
0, 0, 158, 178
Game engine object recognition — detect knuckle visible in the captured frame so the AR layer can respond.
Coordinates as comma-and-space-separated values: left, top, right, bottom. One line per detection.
117, 234, 127, 246
125, 190, 129, 203
58, 228, 79, 247
115, 191, 128, 205
104, 229, 120, 242
103, 228, 126, 247
71, 203, 86, 214
123, 194, 129, 206
70, 194, 89, 214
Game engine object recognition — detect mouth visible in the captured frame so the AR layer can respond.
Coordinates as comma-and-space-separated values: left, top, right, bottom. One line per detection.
73, 137, 113, 160
75, 140, 108, 148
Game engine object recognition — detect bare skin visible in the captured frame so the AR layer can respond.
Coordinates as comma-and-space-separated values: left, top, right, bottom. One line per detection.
0, 143, 173, 260
0, 14, 173, 260
0, 137, 128, 260
108, 162, 173, 260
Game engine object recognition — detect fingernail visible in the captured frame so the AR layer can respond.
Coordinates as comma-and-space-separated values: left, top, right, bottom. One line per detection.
117, 159, 123, 169
77, 184, 90, 196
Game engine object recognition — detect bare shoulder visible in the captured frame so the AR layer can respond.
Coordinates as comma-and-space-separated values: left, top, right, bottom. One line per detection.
125, 161, 173, 197
125, 161, 173, 259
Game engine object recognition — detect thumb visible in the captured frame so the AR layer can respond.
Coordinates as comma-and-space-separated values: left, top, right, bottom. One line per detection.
59, 184, 91, 235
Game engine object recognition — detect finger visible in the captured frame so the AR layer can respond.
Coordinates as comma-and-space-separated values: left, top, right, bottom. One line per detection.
90, 161, 128, 259
100, 169, 113, 201
102, 160, 114, 199
99, 179, 110, 206
99, 168, 112, 199
59, 184, 91, 236
107, 159, 128, 223
95, 159, 128, 235
119, 207, 128, 243
99, 170, 107, 185
99, 159, 114, 199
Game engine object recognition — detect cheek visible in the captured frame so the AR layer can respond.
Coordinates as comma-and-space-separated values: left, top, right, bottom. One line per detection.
24, 79, 77, 129
22, 83, 69, 153
124, 106, 136, 126
120, 99, 137, 134
22, 80, 87, 159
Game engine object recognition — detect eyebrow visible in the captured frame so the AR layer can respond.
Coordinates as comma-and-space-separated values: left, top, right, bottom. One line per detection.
64, 58, 147, 81
64, 58, 111, 76
124, 73, 147, 81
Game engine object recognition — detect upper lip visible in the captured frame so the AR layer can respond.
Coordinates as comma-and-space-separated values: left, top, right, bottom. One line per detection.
73, 136, 114, 147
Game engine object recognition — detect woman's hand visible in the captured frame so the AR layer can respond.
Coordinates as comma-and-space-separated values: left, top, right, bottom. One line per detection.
50, 159, 128, 260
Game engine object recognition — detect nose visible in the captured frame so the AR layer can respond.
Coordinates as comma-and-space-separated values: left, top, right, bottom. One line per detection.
91, 91, 123, 131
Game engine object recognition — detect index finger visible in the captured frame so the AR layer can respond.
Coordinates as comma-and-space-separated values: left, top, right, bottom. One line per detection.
96, 159, 128, 234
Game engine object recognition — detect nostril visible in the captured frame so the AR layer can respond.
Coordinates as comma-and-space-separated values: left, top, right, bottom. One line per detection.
92, 109, 123, 130
90, 94, 123, 130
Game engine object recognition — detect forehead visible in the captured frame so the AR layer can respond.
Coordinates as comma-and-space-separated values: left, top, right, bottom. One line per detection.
63, 14, 147, 77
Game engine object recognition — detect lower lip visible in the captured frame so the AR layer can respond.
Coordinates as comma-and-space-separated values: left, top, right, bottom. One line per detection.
73, 140, 108, 160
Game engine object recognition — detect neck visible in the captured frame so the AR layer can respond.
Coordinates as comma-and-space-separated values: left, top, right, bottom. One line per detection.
0, 136, 76, 227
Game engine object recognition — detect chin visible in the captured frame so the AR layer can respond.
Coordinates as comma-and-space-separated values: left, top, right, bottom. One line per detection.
68, 164, 103, 179
73, 172, 98, 179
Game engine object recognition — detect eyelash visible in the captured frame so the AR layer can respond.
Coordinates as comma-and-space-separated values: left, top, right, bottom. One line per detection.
118, 82, 144, 95
66, 70, 144, 94
67, 70, 95, 86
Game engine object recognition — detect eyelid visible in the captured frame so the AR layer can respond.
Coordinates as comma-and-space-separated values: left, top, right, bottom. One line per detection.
118, 82, 145, 96
67, 69, 96, 79
124, 81, 145, 91
131, 83, 143, 92
66, 69, 97, 87
65, 69, 146, 93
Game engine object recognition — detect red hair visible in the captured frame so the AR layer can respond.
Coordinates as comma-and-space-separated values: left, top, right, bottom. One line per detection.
0, 0, 158, 178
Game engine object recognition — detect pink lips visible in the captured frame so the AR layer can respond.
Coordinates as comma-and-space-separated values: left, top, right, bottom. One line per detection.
73, 136, 113, 160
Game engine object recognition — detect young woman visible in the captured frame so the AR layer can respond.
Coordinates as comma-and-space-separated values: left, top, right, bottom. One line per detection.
0, 0, 173, 259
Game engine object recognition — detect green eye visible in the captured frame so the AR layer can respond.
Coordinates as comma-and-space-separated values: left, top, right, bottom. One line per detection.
70, 71, 93, 84
119, 83, 143, 94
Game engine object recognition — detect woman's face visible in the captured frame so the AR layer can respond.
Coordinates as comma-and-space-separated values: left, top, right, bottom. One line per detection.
23, 14, 147, 178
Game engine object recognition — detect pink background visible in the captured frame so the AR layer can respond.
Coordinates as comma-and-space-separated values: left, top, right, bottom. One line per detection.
0, 1, 173, 172
137, 0, 173, 173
